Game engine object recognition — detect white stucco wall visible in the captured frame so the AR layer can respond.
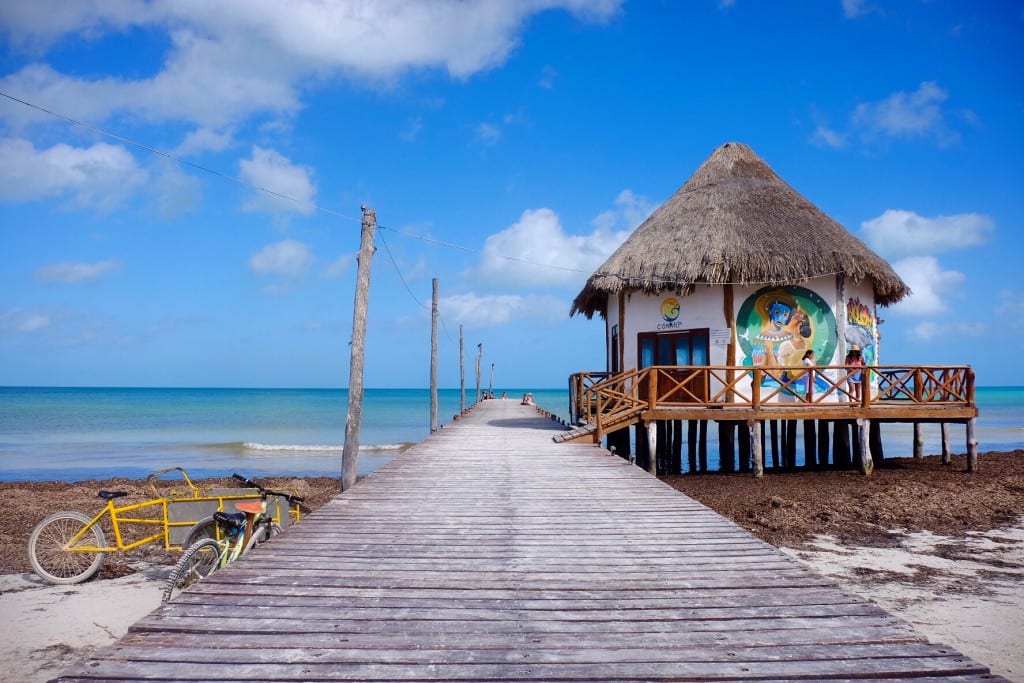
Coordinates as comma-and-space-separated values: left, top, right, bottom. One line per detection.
601, 276, 881, 403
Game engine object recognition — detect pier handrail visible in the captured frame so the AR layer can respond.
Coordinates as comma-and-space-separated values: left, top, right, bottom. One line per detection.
570, 364, 975, 434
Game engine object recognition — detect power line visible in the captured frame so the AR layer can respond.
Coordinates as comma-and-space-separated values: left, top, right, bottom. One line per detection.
3, 89, 592, 278
0, 89, 363, 226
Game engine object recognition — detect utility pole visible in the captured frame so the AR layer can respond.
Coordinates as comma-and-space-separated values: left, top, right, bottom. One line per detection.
430, 278, 438, 433
489, 362, 495, 398
341, 206, 376, 491
475, 343, 482, 402
459, 325, 465, 414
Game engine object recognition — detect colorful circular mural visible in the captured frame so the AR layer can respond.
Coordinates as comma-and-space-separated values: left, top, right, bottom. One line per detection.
736, 285, 838, 372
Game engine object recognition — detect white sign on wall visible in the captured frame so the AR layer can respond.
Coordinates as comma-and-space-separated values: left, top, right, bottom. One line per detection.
711, 328, 732, 345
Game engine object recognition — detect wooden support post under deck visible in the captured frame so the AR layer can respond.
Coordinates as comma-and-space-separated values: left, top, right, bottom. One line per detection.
941, 423, 951, 465
913, 422, 924, 459
749, 420, 763, 478
967, 417, 978, 472
857, 419, 873, 476
646, 421, 658, 476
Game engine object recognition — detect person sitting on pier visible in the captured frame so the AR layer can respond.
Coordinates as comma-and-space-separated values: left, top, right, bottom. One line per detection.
846, 345, 865, 401
521, 393, 535, 405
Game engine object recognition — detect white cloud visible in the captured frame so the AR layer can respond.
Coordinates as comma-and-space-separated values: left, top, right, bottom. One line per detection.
238, 146, 316, 215
860, 209, 993, 258
35, 260, 120, 284
0, 2, 622, 128
476, 122, 501, 146
173, 127, 233, 157
907, 320, 985, 342
888, 256, 965, 317
538, 65, 558, 89
149, 161, 203, 219
249, 239, 313, 278
471, 191, 653, 288
809, 124, 846, 149
852, 81, 956, 144
0, 308, 52, 333
400, 117, 423, 142
440, 292, 566, 329
842, 0, 868, 18
0, 137, 147, 210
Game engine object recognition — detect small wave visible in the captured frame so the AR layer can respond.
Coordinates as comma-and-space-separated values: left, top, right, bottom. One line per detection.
240, 442, 412, 453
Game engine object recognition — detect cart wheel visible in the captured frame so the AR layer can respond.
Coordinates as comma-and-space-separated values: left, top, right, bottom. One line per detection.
28, 511, 106, 584
163, 538, 220, 603
183, 516, 218, 548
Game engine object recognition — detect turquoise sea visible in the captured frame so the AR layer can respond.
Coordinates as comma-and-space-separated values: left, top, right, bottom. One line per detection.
0, 386, 1020, 482
0, 387, 570, 482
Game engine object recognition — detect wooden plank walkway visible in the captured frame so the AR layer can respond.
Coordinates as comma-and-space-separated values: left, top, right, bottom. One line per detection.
55, 399, 1003, 682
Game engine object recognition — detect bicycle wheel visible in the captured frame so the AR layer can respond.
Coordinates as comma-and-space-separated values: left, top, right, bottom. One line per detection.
183, 516, 218, 547
243, 521, 282, 553
28, 511, 106, 584
162, 538, 221, 603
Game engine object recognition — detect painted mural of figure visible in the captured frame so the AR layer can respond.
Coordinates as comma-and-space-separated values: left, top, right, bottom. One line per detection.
749, 290, 813, 381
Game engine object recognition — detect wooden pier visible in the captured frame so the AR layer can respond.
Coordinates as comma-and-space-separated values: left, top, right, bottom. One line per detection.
55, 399, 1001, 682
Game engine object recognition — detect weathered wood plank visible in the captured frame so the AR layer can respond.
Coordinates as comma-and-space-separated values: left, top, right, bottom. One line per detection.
52, 400, 1003, 682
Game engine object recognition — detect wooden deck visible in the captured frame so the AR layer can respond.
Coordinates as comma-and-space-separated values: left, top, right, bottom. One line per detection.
55, 400, 1002, 682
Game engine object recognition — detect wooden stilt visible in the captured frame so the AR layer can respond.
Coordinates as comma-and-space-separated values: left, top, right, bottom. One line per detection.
769, 420, 779, 470
857, 419, 873, 476
784, 420, 797, 470
738, 420, 751, 473
834, 421, 851, 469
967, 417, 978, 472
646, 422, 657, 476
698, 420, 708, 472
671, 420, 683, 474
869, 420, 884, 466
718, 421, 736, 472
803, 419, 817, 469
913, 422, 924, 459
687, 420, 698, 473
941, 423, 951, 465
817, 420, 830, 469
635, 423, 649, 472
750, 420, 763, 478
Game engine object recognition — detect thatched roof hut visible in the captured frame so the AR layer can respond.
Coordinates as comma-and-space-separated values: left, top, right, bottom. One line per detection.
571, 142, 909, 319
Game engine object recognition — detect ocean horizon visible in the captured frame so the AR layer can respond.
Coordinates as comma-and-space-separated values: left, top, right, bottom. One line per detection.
1, 385, 1020, 482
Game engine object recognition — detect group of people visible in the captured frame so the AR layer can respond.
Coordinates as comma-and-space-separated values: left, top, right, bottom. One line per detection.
798, 345, 865, 401
481, 390, 535, 405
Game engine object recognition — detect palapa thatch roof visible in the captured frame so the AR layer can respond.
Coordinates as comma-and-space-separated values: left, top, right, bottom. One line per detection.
571, 142, 910, 319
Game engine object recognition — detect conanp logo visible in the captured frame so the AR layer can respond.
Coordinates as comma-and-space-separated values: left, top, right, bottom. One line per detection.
661, 297, 680, 322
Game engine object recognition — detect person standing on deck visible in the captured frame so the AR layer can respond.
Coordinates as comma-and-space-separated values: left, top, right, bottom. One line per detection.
846, 345, 865, 402
801, 349, 816, 401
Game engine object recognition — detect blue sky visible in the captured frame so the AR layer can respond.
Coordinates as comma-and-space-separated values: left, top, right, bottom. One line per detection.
1, 1, 1021, 389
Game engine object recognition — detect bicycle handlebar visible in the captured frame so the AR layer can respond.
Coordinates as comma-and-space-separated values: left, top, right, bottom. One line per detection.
231, 473, 304, 505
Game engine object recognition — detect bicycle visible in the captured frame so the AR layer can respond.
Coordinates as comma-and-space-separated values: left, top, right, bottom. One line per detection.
162, 474, 304, 603
27, 468, 300, 585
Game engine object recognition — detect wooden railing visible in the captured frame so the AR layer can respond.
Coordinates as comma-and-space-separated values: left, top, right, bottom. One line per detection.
569, 365, 975, 434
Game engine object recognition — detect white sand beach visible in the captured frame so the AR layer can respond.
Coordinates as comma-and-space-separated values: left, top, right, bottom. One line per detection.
2, 522, 1022, 683
782, 520, 1024, 682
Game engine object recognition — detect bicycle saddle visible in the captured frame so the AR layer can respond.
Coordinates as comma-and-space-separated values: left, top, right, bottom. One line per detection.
98, 490, 128, 500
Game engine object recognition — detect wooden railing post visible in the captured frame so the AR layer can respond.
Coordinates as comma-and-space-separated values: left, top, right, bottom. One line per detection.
647, 368, 657, 411
750, 419, 763, 478
594, 389, 603, 444
751, 368, 761, 410
860, 368, 871, 409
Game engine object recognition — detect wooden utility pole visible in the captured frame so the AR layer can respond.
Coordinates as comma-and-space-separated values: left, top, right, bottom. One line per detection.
430, 278, 439, 433
341, 206, 376, 491
489, 363, 495, 397
475, 343, 482, 402
459, 325, 465, 414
